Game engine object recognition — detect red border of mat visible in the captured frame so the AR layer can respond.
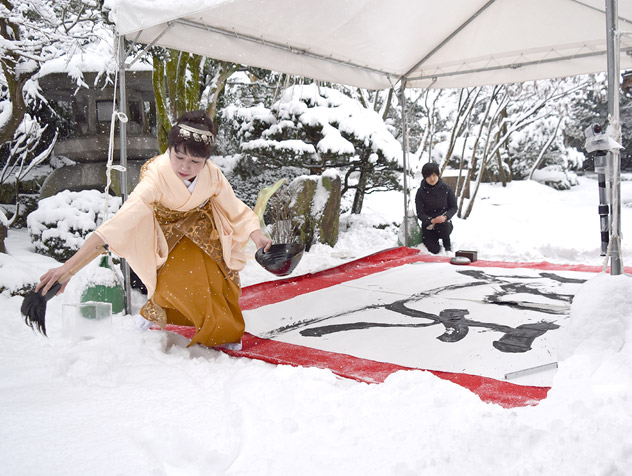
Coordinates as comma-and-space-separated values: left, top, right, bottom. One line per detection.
165, 324, 549, 408
240, 246, 628, 310
166, 248, 623, 408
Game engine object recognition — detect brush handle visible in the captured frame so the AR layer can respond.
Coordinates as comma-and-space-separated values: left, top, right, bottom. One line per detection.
43, 282, 62, 301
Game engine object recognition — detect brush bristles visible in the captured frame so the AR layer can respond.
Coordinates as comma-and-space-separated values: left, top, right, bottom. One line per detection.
21, 292, 48, 336
20, 282, 62, 337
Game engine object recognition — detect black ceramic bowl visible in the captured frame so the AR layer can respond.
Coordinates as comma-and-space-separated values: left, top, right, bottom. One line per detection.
255, 243, 305, 276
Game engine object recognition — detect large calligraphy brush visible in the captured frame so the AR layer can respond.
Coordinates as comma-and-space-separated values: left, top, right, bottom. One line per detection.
21, 244, 108, 336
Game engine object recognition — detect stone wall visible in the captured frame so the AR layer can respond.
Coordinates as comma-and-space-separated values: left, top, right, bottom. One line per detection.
40, 160, 146, 199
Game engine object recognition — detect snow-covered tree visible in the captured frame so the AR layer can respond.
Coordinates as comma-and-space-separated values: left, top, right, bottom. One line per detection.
150, 46, 245, 151
561, 72, 632, 171
150, 47, 294, 153
0, 0, 107, 144
406, 78, 589, 218
0, 0, 111, 230
224, 84, 403, 214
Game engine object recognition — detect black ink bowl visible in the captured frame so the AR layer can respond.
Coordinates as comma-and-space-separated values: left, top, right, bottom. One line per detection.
255, 243, 305, 276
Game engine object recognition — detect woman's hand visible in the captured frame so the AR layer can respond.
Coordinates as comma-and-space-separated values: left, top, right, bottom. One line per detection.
35, 263, 72, 296
250, 229, 272, 252
34, 233, 107, 296
431, 215, 447, 225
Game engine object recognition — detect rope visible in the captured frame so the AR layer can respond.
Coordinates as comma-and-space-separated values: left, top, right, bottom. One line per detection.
103, 42, 128, 225
101, 39, 129, 269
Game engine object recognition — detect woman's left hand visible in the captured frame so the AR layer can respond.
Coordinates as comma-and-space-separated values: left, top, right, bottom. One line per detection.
250, 229, 272, 252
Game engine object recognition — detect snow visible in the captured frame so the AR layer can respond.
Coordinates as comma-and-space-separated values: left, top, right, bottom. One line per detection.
277, 84, 403, 162
316, 125, 355, 155
2, 174, 632, 475
240, 138, 316, 155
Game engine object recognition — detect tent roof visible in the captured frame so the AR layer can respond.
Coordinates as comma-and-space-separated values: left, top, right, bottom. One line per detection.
114, 0, 632, 90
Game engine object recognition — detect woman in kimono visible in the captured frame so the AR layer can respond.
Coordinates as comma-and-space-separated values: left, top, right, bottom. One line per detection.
36, 110, 272, 348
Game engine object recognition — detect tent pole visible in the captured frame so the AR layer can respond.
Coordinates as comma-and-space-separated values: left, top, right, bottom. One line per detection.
594, 159, 609, 256
400, 81, 409, 247
605, 0, 622, 275
118, 35, 133, 313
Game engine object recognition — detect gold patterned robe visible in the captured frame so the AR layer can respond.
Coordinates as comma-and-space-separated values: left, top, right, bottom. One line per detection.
94, 152, 260, 346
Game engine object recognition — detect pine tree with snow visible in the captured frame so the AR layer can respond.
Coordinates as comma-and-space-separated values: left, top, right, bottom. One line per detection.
223, 83, 403, 214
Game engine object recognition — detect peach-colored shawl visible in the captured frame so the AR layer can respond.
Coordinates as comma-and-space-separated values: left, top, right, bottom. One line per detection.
94, 152, 259, 298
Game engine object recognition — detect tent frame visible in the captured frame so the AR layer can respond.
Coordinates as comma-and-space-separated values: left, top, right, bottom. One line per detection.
117, 35, 133, 313
605, 0, 622, 275
114, 0, 625, 313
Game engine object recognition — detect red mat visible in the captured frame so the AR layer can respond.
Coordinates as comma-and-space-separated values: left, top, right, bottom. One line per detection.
165, 247, 622, 408
166, 325, 549, 408
240, 246, 626, 310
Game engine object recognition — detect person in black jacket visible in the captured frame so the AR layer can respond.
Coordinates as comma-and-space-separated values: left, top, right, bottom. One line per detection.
415, 162, 457, 254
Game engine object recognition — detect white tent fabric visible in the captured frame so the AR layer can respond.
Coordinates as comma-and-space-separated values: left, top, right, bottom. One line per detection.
111, 0, 629, 288
113, 0, 632, 90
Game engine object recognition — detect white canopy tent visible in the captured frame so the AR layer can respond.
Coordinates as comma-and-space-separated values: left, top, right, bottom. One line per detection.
110, 0, 632, 310
114, 0, 632, 89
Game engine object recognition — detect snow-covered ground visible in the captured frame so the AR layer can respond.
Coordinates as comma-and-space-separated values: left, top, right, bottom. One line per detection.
2, 174, 632, 475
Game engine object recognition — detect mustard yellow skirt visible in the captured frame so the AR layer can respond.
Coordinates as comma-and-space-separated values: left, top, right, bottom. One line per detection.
142, 236, 244, 347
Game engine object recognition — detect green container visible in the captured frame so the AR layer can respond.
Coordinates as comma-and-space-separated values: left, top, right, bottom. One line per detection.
397, 214, 423, 247
80, 255, 126, 314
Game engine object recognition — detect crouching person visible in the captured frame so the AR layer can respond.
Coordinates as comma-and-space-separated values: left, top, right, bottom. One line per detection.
415, 162, 457, 254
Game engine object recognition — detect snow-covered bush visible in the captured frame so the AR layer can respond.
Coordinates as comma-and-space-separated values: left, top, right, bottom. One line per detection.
27, 190, 121, 261
531, 165, 579, 191
0, 252, 38, 296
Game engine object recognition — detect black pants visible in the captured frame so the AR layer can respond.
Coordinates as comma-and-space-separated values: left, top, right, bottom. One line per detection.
422, 221, 453, 254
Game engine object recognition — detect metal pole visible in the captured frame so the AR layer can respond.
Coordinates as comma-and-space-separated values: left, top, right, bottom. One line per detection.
118, 35, 133, 313
400, 81, 409, 247
594, 155, 609, 256
605, 0, 622, 275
